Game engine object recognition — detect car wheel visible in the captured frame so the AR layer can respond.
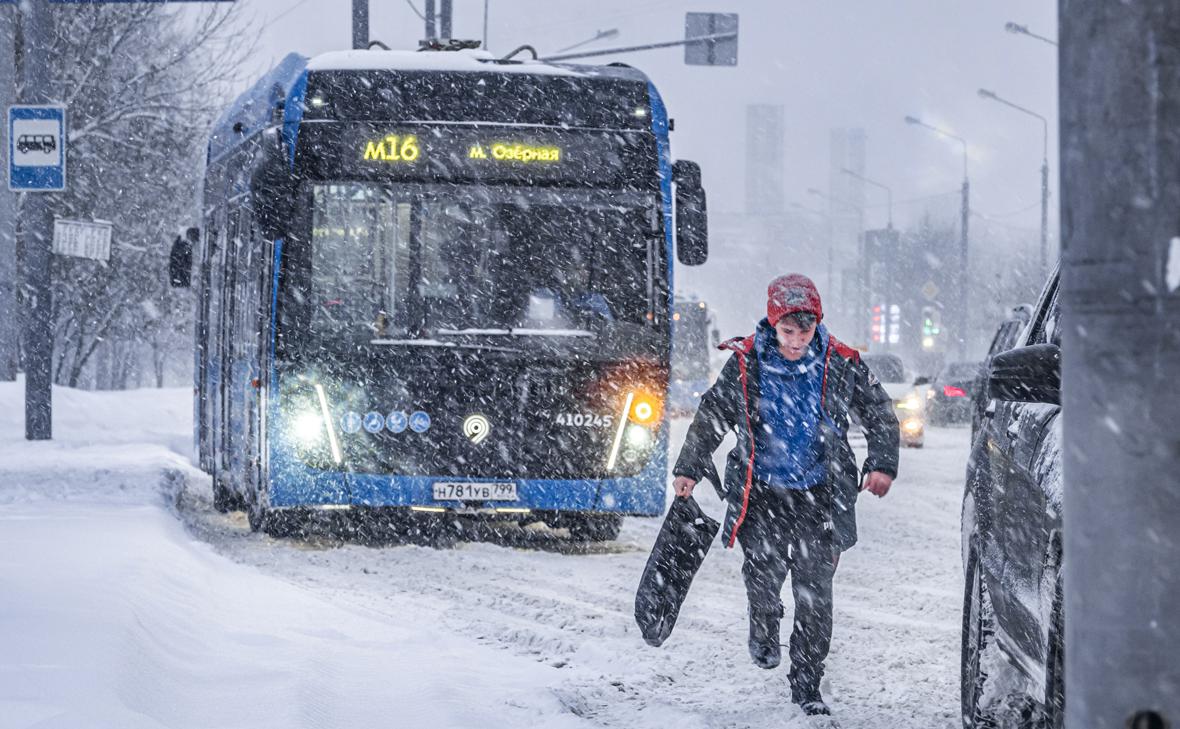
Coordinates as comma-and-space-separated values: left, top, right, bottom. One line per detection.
1043, 574, 1065, 729
963, 547, 998, 728
568, 514, 623, 542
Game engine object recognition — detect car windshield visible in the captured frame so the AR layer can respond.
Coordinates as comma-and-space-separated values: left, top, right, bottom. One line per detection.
295, 183, 660, 340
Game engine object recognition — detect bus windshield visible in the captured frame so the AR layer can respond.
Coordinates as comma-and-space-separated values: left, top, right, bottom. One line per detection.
292, 183, 660, 342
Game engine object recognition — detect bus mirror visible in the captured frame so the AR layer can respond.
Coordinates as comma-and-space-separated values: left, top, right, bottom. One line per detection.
251, 129, 297, 240
168, 227, 199, 288
673, 160, 708, 266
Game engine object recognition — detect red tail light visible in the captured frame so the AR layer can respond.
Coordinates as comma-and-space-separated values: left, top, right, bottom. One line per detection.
943, 385, 968, 398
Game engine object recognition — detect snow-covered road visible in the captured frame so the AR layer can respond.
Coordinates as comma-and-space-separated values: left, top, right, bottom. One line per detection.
0, 382, 967, 728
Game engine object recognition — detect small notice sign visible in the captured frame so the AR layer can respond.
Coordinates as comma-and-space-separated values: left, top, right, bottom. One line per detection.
53, 218, 112, 261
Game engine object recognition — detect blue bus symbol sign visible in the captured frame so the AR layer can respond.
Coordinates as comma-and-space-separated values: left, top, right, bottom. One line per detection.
8, 105, 66, 192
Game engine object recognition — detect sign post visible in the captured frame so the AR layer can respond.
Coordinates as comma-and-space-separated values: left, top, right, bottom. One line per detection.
14, 0, 56, 440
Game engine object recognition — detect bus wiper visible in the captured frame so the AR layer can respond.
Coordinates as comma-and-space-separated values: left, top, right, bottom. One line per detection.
436, 328, 596, 338
370, 337, 526, 354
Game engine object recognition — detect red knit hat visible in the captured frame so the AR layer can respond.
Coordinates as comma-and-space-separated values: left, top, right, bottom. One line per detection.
767, 274, 823, 326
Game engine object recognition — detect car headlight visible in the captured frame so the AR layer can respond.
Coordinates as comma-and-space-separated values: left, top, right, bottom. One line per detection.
898, 394, 923, 411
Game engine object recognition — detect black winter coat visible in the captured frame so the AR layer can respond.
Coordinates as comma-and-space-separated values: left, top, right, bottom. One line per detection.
672, 321, 900, 552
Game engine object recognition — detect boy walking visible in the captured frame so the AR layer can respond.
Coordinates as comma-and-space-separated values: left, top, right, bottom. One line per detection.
671, 274, 899, 717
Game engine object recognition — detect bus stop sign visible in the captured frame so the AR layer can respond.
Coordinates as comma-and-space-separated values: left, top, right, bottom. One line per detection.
8, 105, 65, 192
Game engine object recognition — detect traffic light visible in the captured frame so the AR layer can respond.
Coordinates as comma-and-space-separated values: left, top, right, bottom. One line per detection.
921, 306, 941, 350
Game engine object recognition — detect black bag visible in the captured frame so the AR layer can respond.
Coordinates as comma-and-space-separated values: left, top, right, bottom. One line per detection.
634, 495, 721, 647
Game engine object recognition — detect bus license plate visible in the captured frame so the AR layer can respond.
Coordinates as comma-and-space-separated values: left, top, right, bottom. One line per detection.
432, 482, 518, 502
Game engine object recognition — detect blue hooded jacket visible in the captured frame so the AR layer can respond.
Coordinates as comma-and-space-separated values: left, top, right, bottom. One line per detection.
753, 320, 830, 490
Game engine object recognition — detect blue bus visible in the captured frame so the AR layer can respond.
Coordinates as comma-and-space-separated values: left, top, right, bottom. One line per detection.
669, 296, 718, 416
169, 47, 709, 540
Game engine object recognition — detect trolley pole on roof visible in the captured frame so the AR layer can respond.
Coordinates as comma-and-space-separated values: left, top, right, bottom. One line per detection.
424, 0, 436, 40
351, 0, 368, 50
1061, 1, 1180, 725
439, 0, 452, 40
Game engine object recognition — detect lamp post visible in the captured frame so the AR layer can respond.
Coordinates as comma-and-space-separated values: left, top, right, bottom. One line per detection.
841, 168, 892, 229
978, 88, 1050, 280
791, 202, 835, 296
1004, 21, 1057, 47
840, 170, 895, 350
905, 115, 970, 359
808, 187, 867, 343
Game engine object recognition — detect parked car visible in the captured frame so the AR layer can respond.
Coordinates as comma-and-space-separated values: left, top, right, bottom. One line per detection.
862, 353, 927, 448
961, 268, 1063, 728
929, 360, 983, 425
971, 304, 1034, 440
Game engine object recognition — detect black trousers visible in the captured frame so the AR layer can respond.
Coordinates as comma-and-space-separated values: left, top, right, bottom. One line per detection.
736, 482, 835, 687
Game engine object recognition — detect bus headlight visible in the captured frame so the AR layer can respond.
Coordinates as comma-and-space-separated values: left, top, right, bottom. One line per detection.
292, 411, 325, 447
626, 424, 651, 448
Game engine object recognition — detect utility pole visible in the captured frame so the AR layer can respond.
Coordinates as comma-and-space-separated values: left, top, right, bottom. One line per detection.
1040, 156, 1049, 278
1061, 1, 1180, 726
351, 0, 368, 50
0, 7, 17, 381
959, 175, 969, 360
18, 0, 54, 440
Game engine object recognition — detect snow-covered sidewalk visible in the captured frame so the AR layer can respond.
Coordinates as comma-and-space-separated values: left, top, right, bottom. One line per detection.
0, 381, 968, 728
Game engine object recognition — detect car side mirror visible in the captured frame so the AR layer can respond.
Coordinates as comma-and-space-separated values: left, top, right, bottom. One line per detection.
988, 343, 1060, 405
168, 226, 199, 288
672, 159, 708, 266
913, 376, 931, 386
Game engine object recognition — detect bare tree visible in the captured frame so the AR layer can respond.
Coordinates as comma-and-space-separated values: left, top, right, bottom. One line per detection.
14, 3, 254, 388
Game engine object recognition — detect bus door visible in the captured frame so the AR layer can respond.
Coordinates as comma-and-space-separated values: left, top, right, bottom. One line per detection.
202, 210, 232, 478
226, 209, 265, 485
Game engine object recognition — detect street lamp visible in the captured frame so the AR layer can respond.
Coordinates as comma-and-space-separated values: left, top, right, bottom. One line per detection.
841, 168, 892, 229
978, 88, 1051, 279
791, 201, 835, 295
808, 187, 868, 343
905, 115, 970, 359
554, 28, 620, 54
1004, 21, 1058, 47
